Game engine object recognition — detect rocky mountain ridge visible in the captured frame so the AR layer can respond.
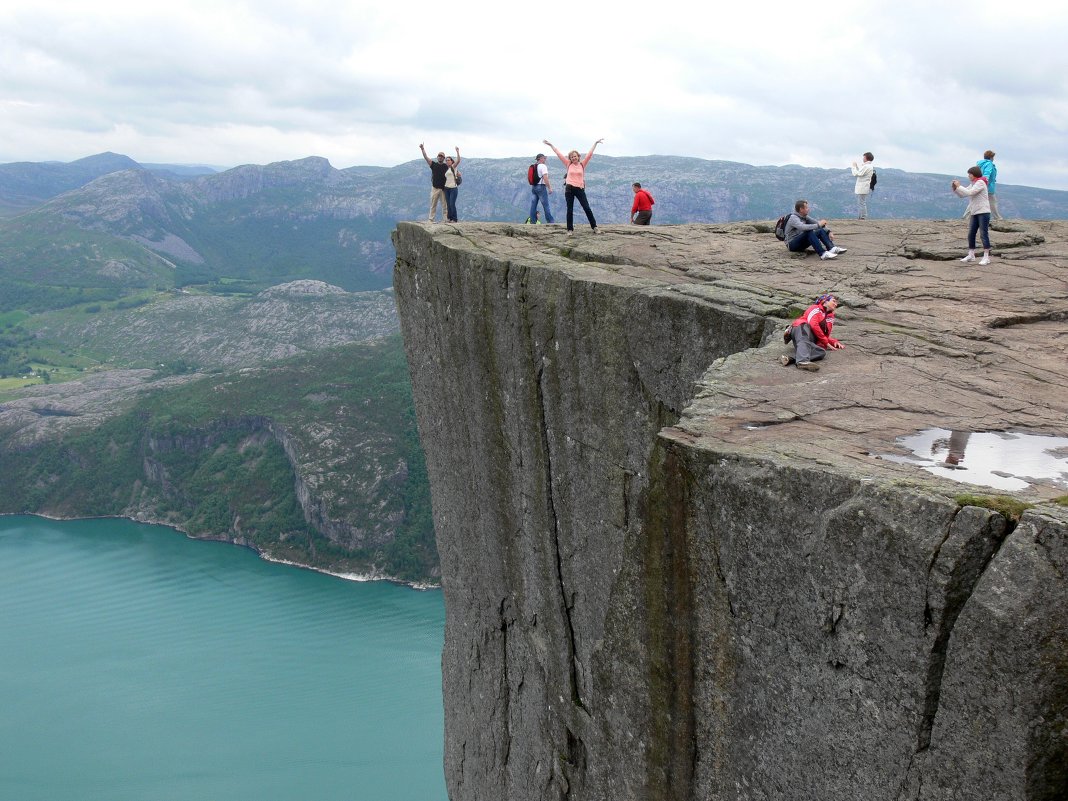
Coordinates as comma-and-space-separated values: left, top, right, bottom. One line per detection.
29, 280, 397, 371
4, 152, 1068, 314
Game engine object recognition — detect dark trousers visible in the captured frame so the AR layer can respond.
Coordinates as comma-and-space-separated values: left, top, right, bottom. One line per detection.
633, 210, 652, 225
565, 185, 597, 231
967, 212, 990, 249
787, 227, 834, 255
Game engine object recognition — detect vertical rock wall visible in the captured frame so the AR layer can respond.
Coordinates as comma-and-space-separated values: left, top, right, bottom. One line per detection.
393, 222, 1067, 801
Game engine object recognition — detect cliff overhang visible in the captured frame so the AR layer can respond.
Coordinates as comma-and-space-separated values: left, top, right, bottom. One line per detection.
394, 220, 1067, 801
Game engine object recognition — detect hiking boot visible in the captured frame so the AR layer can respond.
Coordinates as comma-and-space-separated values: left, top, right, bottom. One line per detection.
979, 254, 991, 265
960, 253, 975, 262
820, 250, 837, 260
796, 361, 820, 371
780, 355, 793, 367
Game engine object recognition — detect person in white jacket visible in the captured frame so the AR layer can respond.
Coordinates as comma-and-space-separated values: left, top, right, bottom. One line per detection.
952, 166, 992, 265
850, 152, 875, 219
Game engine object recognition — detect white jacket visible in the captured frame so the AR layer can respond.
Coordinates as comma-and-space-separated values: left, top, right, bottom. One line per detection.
851, 161, 874, 195
954, 179, 991, 215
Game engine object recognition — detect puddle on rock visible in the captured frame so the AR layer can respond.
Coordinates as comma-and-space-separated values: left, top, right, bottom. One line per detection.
878, 429, 1068, 491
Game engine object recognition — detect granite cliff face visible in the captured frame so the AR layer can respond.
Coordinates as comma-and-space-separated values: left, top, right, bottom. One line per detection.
393, 220, 1068, 800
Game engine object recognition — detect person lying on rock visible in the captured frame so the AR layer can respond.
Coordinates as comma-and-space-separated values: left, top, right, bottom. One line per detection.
780, 293, 844, 371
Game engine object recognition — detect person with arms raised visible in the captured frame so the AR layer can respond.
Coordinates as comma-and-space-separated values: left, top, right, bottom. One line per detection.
543, 137, 603, 235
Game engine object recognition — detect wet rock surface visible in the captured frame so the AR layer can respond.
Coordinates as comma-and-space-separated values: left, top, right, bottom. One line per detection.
394, 220, 1067, 801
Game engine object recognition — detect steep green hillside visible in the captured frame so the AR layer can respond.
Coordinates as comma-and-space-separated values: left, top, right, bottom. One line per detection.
0, 335, 436, 582
0, 220, 176, 313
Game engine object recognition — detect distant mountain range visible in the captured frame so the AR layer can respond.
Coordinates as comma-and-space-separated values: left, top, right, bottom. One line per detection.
0, 152, 218, 215
3, 152, 1067, 314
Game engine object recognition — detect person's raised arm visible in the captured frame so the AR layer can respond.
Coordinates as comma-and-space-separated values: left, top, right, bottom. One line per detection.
419, 143, 432, 166
544, 139, 568, 167
454, 146, 461, 167
582, 138, 604, 167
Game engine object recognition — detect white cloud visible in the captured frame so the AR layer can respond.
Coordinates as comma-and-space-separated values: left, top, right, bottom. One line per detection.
0, 0, 1066, 189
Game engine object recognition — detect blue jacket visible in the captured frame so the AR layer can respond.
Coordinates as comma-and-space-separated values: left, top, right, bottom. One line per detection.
977, 158, 998, 193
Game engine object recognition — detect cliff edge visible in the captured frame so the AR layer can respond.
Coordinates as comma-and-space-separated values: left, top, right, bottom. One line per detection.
393, 220, 1067, 801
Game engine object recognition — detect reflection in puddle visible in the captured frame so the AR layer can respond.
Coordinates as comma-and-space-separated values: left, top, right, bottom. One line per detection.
882, 429, 1068, 491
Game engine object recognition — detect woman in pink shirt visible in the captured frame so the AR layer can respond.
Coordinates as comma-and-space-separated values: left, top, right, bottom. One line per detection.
544, 137, 603, 234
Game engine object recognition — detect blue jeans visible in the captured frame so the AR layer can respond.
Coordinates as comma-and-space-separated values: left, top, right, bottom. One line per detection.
967, 212, 990, 249
444, 188, 458, 222
787, 227, 834, 255
529, 184, 554, 223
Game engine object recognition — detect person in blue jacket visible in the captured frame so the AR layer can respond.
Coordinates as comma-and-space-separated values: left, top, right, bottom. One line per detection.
976, 150, 1002, 221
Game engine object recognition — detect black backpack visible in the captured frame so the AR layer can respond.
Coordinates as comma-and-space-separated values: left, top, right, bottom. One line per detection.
774, 213, 792, 241
870, 169, 877, 192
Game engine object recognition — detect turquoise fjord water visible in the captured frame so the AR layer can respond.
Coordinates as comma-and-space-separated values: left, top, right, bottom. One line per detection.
0, 516, 446, 801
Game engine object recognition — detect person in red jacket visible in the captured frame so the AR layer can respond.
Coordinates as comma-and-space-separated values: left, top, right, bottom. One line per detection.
630, 182, 655, 224
780, 294, 844, 371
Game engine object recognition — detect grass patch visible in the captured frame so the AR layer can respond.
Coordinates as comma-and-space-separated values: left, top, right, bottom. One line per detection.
1051, 495, 1068, 507
0, 375, 40, 393
955, 493, 1033, 521
0, 310, 31, 326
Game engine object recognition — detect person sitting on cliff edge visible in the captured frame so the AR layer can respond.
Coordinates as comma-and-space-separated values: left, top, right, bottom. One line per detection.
780, 293, 844, 371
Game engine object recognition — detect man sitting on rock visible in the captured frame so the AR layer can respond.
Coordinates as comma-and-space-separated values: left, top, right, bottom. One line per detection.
780, 293, 844, 371
783, 200, 846, 260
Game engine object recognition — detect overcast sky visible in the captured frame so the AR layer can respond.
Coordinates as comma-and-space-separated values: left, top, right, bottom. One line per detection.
2, 0, 1066, 189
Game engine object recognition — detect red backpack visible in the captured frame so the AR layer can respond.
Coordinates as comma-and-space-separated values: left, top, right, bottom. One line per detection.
527, 164, 538, 185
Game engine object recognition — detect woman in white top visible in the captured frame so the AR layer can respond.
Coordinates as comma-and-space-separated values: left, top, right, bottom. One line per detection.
850, 152, 874, 219
952, 165, 991, 265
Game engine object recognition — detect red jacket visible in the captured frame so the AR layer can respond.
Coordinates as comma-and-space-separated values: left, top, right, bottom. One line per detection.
631, 189, 655, 214
792, 303, 839, 348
